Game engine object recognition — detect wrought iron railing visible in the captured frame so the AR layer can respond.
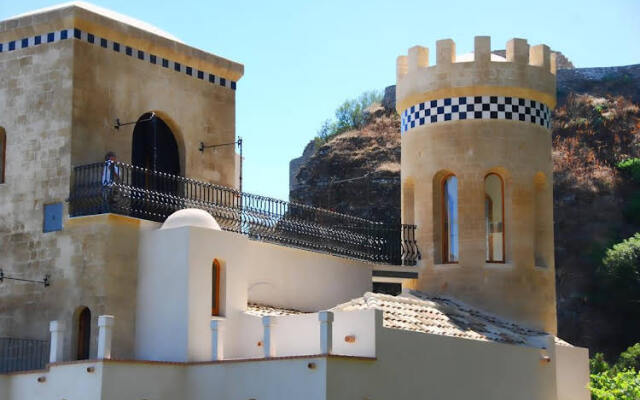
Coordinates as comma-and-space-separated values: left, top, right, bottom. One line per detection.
0, 337, 49, 373
69, 162, 421, 265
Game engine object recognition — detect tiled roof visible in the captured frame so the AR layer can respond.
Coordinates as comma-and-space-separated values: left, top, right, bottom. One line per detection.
332, 291, 572, 349
246, 303, 305, 317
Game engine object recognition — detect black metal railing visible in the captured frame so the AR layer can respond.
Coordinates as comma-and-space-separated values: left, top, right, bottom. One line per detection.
69, 161, 421, 265
0, 337, 49, 373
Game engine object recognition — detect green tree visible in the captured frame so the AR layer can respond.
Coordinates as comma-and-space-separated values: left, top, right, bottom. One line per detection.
597, 233, 640, 314
614, 343, 640, 374
590, 370, 640, 400
315, 90, 383, 145
617, 158, 640, 183
591, 353, 611, 375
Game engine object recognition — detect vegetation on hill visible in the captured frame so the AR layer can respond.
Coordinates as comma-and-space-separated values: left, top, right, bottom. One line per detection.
590, 344, 640, 399
315, 90, 383, 146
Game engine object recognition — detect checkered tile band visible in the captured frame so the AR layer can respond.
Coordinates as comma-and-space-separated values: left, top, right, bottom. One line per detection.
0, 28, 237, 91
401, 96, 551, 133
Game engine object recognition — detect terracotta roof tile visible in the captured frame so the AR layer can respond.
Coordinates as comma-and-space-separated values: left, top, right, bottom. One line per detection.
332, 291, 573, 348
245, 303, 305, 317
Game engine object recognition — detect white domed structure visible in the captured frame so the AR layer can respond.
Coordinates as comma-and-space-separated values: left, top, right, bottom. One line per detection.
161, 209, 221, 231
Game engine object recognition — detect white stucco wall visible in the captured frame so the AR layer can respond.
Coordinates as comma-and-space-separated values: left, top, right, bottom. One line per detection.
326, 325, 562, 400
331, 309, 378, 358
270, 313, 321, 357
136, 227, 191, 362
556, 345, 590, 400
1, 358, 327, 400
6, 362, 102, 400
136, 223, 372, 362
245, 240, 372, 312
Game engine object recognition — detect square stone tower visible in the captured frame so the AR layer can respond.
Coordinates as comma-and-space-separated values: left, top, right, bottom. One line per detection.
397, 37, 557, 333
0, 2, 243, 359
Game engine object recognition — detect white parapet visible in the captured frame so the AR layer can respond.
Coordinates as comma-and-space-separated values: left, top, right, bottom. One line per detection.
48, 320, 65, 363
97, 315, 115, 359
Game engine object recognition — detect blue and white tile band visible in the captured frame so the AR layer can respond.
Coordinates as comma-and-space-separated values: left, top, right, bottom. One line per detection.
401, 96, 551, 133
0, 28, 237, 91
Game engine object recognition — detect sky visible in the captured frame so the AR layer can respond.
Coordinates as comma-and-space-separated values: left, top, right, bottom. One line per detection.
1, 0, 639, 201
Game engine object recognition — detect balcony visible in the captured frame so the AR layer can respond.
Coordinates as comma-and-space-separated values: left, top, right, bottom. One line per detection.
69, 162, 420, 265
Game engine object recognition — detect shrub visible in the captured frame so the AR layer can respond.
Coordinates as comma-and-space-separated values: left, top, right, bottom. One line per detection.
617, 158, 640, 183
614, 343, 640, 374
590, 370, 640, 400
597, 233, 640, 313
591, 353, 611, 375
316, 90, 383, 145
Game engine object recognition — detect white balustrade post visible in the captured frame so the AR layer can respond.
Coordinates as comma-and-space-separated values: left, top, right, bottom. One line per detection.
49, 320, 65, 363
97, 315, 115, 359
262, 316, 276, 358
319, 311, 334, 355
210, 319, 223, 361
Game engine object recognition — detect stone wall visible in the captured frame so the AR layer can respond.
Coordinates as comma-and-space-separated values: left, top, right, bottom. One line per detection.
0, 3, 242, 361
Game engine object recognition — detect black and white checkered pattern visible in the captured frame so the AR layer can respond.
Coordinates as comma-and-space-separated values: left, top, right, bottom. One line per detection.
401, 96, 551, 133
0, 28, 237, 91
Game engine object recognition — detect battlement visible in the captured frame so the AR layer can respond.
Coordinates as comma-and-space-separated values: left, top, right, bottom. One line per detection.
396, 36, 557, 114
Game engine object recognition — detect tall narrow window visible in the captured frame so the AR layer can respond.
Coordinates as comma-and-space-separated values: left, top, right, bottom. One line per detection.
485, 173, 505, 262
212, 259, 221, 316
76, 307, 91, 360
442, 175, 459, 263
0, 127, 5, 184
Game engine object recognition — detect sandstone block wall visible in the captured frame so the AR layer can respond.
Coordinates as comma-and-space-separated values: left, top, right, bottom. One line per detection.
0, 3, 243, 361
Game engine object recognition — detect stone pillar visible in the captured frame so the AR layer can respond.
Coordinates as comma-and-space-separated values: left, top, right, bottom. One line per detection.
49, 321, 65, 363
262, 316, 276, 358
97, 315, 114, 359
210, 319, 223, 361
319, 311, 334, 355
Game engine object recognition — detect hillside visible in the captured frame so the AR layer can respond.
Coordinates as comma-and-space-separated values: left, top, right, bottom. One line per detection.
289, 63, 640, 357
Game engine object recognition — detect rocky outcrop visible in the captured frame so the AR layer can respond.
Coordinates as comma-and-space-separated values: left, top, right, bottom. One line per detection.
289, 140, 316, 193
290, 115, 401, 224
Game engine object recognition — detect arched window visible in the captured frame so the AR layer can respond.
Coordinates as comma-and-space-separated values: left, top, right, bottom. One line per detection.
442, 175, 459, 263
212, 259, 221, 316
0, 127, 5, 184
76, 307, 91, 360
485, 173, 505, 262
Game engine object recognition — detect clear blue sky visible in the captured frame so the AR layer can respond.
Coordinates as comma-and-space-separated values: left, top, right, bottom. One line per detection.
2, 1, 639, 201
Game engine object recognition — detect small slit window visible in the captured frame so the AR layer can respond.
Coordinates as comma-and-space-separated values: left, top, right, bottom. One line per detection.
212, 259, 221, 316
442, 174, 459, 263
485, 173, 505, 262
0, 127, 5, 183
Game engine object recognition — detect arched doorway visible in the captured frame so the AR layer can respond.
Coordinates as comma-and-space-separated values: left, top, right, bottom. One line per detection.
130, 113, 181, 219
131, 113, 180, 177
76, 307, 91, 360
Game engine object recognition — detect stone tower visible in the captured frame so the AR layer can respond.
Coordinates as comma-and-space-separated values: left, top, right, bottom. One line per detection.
396, 37, 557, 333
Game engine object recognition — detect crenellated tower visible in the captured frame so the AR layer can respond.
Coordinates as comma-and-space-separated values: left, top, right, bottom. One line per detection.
397, 37, 557, 333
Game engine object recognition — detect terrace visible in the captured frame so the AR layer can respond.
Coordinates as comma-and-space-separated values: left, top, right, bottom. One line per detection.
68, 161, 420, 266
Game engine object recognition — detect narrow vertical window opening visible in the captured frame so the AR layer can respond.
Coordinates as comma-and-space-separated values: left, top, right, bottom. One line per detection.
76, 306, 91, 360
212, 259, 221, 316
485, 173, 505, 262
0, 127, 5, 184
442, 174, 459, 263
